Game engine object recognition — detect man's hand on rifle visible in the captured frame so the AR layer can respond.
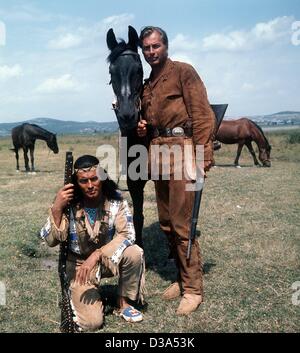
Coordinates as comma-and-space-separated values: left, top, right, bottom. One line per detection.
51, 183, 74, 227
53, 183, 74, 211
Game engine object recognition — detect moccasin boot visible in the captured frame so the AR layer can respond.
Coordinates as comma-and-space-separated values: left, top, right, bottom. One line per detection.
162, 282, 182, 300
176, 293, 203, 315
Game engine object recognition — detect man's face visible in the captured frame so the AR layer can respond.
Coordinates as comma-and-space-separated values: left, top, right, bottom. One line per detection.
76, 169, 102, 201
142, 30, 168, 68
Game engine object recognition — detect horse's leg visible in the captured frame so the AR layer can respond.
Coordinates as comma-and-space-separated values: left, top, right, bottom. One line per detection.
29, 146, 35, 171
23, 147, 30, 172
234, 143, 244, 166
15, 148, 20, 171
127, 178, 147, 249
245, 141, 260, 166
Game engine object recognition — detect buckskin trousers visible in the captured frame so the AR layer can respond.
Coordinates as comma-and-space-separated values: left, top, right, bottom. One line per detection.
66, 245, 144, 331
154, 178, 203, 296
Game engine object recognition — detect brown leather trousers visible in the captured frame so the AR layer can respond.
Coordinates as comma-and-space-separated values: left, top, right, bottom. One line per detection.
154, 177, 203, 296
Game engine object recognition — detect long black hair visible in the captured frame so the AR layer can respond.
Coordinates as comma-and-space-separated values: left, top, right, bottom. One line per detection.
71, 155, 122, 202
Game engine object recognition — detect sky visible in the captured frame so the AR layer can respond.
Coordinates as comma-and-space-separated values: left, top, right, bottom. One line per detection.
0, 0, 300, 123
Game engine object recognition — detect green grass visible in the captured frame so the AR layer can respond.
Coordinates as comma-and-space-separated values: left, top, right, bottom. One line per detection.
0, 130, 299, 333
286, 131, 300, 145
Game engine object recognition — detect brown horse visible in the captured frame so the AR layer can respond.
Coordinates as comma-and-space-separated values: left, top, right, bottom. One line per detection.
215, 118, 271, 167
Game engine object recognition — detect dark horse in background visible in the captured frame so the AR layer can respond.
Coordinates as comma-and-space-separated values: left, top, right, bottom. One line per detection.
11, 123, 59, 172
215, 118, 271, 167
106, 26, 227, 248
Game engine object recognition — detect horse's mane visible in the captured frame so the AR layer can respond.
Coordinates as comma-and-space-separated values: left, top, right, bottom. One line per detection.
249, 120, 271, 150
24, 123, 55, 136
107, 40, 138, 64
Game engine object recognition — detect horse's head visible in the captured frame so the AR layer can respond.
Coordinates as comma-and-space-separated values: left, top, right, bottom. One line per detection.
106, 26, 143, 134
259, 144, 271, 167
47, 134, 59, 154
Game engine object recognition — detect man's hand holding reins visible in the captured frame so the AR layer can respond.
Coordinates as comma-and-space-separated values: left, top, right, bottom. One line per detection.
137, 119, 148, 137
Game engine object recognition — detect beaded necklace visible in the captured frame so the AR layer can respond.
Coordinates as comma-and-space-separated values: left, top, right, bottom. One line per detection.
84, 207, 97, 226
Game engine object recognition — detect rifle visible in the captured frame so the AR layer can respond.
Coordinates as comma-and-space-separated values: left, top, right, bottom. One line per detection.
187, 181, 204, 260
58, 151, 78, 333
187, 104, 228, 260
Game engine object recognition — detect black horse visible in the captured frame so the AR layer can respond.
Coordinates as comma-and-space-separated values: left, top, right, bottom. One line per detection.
107, 26, 148, 248
11, 123, 59, 172
106, 26, 227, 248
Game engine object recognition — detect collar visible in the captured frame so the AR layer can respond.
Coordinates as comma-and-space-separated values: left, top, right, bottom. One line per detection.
147, 58, 174, 88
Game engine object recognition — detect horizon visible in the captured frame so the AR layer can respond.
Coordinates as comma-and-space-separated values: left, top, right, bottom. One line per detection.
2, 109, 300, 126
0, 0, 300, 123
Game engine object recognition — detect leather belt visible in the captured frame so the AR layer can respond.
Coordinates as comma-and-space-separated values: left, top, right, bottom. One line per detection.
149, 126, 192, 138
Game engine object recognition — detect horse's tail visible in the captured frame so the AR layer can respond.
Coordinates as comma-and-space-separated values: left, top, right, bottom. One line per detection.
248, 119, 271, 150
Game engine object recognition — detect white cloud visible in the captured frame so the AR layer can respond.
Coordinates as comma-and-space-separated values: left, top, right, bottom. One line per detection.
90, 13, 136, 41
0, 64, 22, 80
36, 74, 84, 93
48, 33, 83, 50
170, 34, 199, 51
170, 52, 195, 66
252, 16, 292, 41
45, 13, 135, 52
203, 31, 248, 51
202, 16, 294, 51
169, 34, 200, 65
102, 13, 135, 28
0, 3, 56, 22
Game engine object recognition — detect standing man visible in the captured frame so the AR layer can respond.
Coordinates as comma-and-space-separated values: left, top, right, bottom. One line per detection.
137, 26, 215, 315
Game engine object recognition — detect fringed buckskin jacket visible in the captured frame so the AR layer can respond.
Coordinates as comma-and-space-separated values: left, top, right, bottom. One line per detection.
141, 58, 216, 174
40, 197, 145, 301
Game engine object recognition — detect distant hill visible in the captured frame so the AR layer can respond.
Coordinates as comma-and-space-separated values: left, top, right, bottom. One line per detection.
225, 111, 300, 127
1, 111, 300, 137
268, 111, 300, 116
0, 117, 119, 137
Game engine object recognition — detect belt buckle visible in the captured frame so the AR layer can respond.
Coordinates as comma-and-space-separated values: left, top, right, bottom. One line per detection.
172, 127, 184, 137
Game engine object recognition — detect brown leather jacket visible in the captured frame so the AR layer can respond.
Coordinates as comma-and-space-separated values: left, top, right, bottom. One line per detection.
141, 58, 215, 166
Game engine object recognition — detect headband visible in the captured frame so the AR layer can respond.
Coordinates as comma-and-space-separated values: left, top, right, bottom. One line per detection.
74, 164, 99, 174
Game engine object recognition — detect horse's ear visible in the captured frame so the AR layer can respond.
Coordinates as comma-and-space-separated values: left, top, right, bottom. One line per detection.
128, 25, 139, 52
106, 28, 118, 51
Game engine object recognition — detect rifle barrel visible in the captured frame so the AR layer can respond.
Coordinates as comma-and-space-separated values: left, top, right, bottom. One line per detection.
187, 187, 203, 260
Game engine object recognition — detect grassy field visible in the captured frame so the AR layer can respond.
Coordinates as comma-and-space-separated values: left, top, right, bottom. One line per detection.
0, 130, 299, 333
